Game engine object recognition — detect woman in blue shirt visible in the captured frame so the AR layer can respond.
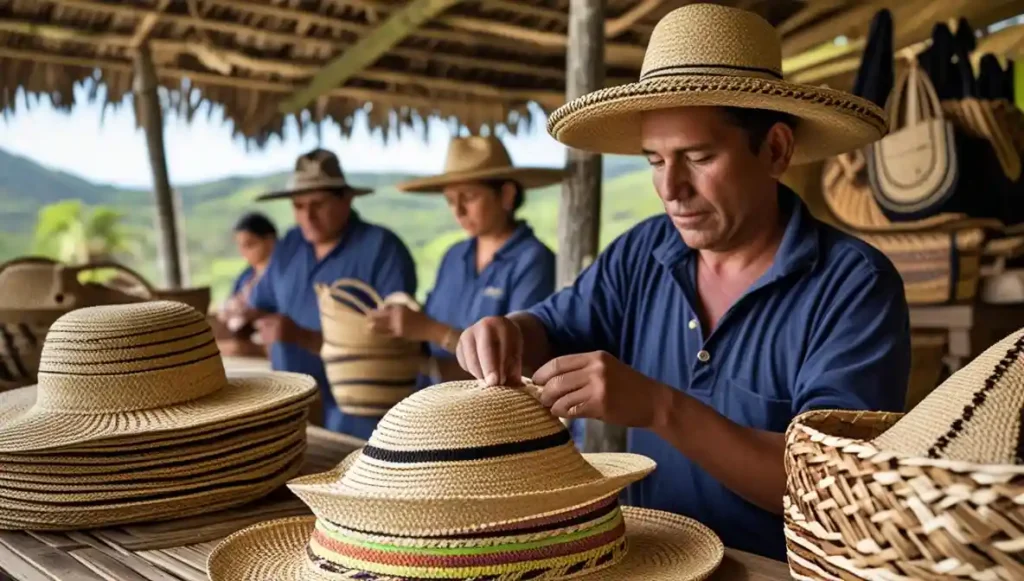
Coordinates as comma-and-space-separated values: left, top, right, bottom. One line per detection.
218, 212, 278, 335
368, 135, 564, 386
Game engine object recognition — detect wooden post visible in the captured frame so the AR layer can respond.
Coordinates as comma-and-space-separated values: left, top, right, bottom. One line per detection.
133, 43, 183, 289
559, 0, 626, 454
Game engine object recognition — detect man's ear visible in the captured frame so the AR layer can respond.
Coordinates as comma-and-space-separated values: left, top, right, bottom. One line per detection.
500, 181, 518, 212
764, 122, 796, 179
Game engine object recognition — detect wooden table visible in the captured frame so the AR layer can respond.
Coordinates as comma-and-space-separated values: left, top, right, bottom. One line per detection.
910, 303, 1024, 372
0, 425, 792, 581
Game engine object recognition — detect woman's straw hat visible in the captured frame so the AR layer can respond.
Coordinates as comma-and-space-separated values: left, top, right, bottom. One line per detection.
208, 380, 725, 580
0, 300, 317, 453
546, 4, 887, 165
396, 135, 568, 193
784, 328, 1024, 579
258, 149, 372, 200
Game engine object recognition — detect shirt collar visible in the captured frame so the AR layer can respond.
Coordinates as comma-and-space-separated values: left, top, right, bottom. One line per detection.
461, 220, 535, 263
651, 184, 820, 279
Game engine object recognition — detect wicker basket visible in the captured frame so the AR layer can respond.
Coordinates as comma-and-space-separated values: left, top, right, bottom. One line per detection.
315, 278, 425, 417
856, 228, 985, 305
784, 328, 1024, 581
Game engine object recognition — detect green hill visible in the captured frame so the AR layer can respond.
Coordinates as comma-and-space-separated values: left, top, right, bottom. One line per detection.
0, 148, 662, 305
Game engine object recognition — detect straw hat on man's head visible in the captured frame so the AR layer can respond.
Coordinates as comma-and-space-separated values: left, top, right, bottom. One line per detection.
208, 379, 726, 580
258, 148, 372, 201
547, 4, 888, 165
397, 135, 568, 193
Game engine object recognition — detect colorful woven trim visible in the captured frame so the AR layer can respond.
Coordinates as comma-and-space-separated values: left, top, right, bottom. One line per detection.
304, 496, 627, 579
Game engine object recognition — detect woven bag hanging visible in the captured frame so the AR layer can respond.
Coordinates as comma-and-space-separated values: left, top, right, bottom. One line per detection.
315, 278, 425, 417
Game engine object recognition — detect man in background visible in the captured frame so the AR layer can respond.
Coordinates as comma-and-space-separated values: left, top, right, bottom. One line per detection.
244, 148, 417, 439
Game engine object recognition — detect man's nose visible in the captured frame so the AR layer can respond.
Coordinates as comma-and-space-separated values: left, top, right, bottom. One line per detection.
658, 164, 693, 201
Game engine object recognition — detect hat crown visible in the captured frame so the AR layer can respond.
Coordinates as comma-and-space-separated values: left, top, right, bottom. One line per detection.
337, 380, 605, 497
288, 148, 349, 189
640, 4, 782, 82
442, 136, 514, 175
873, 328, 1024, 464
34, 301, 226, 413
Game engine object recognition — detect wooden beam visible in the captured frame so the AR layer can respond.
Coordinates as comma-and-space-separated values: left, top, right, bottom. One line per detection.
129, 0, 169, 47
776, 0, 847, 37
781, 0, 890, 57
277, 0, 465, 114
605, 0, 663, 38
439, 15, 646, 67
133, 43, 183, 289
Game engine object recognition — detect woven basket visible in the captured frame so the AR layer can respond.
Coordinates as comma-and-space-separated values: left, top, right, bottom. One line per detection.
855, 228, 985, 305
315, 278, 425, 417
906, 331, 947, 411
784, 409, 1024, 580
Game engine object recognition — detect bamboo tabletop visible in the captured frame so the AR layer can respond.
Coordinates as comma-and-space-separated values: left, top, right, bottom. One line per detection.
0, 355, 793, 580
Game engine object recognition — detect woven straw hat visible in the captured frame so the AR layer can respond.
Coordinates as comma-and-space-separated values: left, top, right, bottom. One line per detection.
258, 149, 372, 200
208, 379, 725, 581
547, 4, 887, 164
0, 300, 317, 453
784, 328, 1024, 580
396, 135, 568, 193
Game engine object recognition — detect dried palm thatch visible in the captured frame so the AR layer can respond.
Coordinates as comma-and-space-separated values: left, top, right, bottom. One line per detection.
4, 1, 1017, 146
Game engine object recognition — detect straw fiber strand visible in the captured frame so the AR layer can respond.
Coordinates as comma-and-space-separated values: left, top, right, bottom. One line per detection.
207, 508, 724, 581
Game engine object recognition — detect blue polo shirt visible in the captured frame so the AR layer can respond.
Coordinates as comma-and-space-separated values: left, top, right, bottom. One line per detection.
248, 212, 417, 439
421, 222, 555, 387
231, 265, 255, 296
527, 187, 910, 561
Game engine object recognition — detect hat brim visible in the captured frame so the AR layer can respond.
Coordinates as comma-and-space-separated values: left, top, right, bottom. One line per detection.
396, 167, 568, 193
256, 184, 373, 201
207, 508, 725, 581
285, 448, 657, 535
0, 371, 317, 453
547, 75, 888, 165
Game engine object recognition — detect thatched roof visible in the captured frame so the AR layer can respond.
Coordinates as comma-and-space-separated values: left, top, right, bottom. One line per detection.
1, 1, 1022, 146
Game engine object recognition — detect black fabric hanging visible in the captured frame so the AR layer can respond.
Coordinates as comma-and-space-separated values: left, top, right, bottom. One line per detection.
852, 9, 894, 107
979, 54, 1007, 100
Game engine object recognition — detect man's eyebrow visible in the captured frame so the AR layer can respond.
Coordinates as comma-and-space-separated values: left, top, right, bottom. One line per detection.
641, 143, 714, 156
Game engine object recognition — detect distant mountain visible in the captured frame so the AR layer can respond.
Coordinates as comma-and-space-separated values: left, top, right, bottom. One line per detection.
0, 146, 653, 301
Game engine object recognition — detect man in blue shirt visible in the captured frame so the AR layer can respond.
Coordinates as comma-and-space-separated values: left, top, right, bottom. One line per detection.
243, 148, 417, 439
453, 5, 908, 561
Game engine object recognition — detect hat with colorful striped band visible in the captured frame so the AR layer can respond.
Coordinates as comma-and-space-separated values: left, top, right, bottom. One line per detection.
207, 379, 725, 580
0, 300, 317, 453
545, 4, 887, 165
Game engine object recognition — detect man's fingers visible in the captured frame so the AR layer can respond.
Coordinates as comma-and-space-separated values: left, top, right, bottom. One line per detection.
475, 328, 501, 386
503, 345, 523, 387
550, 387, 592, 419
461, 334, 484, 381
532, 353, 592, 386
537, 367, 589, 408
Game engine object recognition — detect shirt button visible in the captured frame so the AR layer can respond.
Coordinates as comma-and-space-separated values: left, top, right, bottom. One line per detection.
688, 319, 698, 330
697, 350, 711, 363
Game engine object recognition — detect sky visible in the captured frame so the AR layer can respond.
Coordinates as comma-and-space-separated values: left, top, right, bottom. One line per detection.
0, 84, 567, 188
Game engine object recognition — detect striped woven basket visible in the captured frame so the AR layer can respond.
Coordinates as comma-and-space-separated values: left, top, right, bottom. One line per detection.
784, 328, 1024, 581
315, 278, 425, 417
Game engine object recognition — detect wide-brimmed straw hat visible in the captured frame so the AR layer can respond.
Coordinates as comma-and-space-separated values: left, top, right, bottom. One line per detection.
396, 135, 568, 193
208, 379, 725, 580
258, 149, 372, 200
546, 4, 887, 165
784, 328, 1024, 580
0, 300, 317, 453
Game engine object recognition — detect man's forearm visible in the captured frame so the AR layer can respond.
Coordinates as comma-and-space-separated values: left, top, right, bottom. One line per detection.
507, 312, 556, 377
297, 328, 323, 355
653, 388, 787, 515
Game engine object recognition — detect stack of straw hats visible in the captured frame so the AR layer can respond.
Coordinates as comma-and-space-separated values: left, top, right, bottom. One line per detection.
208, 379, 726, 580
784, 327, 1024, 580
0, 300, 317, 530
315, 278, 425, 417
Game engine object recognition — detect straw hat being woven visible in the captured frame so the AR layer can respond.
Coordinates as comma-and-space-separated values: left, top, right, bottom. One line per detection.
208, 379, 725, 580
396, 135, 568, 193
546, 4, 887, 164
784, 327, 1024, 580
258, 149, 371, 200
0, 300, 317, 453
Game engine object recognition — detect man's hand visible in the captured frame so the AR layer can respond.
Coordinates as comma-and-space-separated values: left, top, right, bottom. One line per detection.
532, 351, 675, 429
367, 304, 438, 343
455, 316, 524, 386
